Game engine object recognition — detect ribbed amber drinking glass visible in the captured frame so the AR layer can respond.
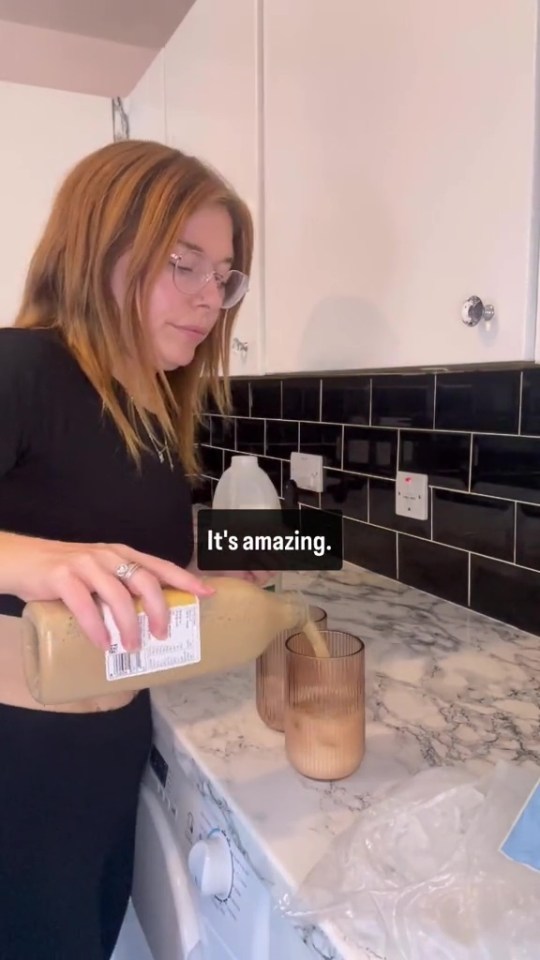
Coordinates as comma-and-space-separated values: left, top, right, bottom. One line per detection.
284, 630, 365, 781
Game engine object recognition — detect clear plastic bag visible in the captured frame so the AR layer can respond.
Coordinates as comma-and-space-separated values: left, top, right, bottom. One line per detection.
280, 762, 540, 959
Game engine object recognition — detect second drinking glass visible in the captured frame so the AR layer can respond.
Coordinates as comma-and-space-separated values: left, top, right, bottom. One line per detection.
255, 605, 327, 732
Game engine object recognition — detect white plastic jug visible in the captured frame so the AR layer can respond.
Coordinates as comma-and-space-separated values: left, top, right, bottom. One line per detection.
212, 455, 282, 590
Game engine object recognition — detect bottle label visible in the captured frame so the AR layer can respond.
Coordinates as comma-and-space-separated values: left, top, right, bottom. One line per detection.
102, 597, 201, 681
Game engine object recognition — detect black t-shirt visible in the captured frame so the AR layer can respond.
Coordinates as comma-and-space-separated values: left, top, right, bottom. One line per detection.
0, 327, 194, 615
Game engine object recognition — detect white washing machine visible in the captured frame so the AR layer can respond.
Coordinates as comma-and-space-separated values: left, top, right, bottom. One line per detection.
112, 731, 315, 960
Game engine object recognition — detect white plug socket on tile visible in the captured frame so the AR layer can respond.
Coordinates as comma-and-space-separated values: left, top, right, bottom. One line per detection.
290, 452, 324, 493
396, 470, 428, 520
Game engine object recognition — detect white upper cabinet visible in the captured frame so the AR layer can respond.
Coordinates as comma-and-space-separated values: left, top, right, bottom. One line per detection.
262, 0, 540, 372
0, 83, 111, 327
163, 0, 263, 376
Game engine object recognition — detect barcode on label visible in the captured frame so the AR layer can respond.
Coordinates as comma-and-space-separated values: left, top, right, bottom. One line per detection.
107, 651, 144, 680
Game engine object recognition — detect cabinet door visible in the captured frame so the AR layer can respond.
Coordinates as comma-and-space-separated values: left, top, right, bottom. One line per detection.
164, 0, 263, 376
263, 0, 539, 372
0, 83, 111, 327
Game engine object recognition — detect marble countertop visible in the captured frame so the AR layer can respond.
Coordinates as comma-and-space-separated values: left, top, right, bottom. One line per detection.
150, 564, 540, 960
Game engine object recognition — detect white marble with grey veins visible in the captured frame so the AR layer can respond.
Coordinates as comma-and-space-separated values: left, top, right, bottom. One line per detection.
150, 564, 540, 959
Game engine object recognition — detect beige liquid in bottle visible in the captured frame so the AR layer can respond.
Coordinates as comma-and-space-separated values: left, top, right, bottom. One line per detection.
21, 577, 310, 706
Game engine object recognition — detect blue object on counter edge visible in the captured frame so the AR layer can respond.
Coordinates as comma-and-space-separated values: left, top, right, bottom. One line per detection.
500, 779, 540, 873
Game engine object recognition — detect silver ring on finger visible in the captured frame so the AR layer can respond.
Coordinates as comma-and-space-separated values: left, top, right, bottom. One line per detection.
115, 561, 142, 582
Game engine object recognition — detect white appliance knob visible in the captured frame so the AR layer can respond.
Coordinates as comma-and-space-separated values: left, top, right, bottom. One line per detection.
188, 830, 233, 899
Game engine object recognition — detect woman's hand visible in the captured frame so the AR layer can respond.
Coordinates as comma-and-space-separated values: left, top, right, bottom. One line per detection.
2, 532, 215, 652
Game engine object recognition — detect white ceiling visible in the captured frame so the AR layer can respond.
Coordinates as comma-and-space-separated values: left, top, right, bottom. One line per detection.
0, 0, 196, 96
0, 0, 195, 48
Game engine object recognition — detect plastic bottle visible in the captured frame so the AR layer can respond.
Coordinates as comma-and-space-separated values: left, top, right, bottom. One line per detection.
212, 455, 282, 591
21, 576, 309, 706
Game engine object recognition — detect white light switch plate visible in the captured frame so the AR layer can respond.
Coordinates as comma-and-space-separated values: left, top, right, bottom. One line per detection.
290, 452, 324, 493
396, 470, 429, 520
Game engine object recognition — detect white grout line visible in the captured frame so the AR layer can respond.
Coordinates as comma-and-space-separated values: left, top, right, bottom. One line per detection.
518, 370, 524, 434
513, 502, 518, 564
208, 414, 540, 441
468, 434, 474, 491
200, 467, 539, 574
205, 444, 540, 511
337, 515, 540, 575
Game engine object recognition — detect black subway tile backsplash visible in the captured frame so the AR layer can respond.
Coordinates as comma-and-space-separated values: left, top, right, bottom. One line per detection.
370, 478, 431, 538
372, 374, 434, 429
235, 417, 264, 455
515, 503, 540, 571
230, 380, 250, 416
400, 431, 470, 489
250, 379, 281, 419
199, 370, 540, 637
472, 434, 540, 504
200, 444, 223, 479
399, 536, 468, 606
198, 416, 211, 445
344, 519, 397, 579
257, 455, 282, 496
433, 489, 514, 561
343, 426, 397, 477
210, 415, 235, 449
520, 369, 540, 435
266, 419, 299, 459
283, 378, 320, 421
435, 371, 520, 434
322, 376, 370, 425
321, 468, 368, 521
300, 422, 342, 468
471, 555, 540, 636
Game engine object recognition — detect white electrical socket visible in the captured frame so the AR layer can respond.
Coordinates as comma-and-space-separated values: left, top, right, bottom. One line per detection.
395, 471, 429, 520
290, 452, 324, 493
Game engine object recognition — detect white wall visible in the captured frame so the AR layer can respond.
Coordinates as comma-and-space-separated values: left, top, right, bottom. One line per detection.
0, 81, 112, 326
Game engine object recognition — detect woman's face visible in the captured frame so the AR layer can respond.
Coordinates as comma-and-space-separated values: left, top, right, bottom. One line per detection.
112, 203, 235, 371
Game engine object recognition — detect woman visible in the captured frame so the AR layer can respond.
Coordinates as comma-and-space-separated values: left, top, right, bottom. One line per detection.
0, 139, 262, 959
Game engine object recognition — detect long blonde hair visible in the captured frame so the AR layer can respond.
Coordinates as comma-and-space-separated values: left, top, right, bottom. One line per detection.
13, 139, 253, 478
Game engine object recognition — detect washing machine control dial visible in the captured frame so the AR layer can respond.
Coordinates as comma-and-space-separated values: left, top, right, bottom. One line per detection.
188, 829, 233, 899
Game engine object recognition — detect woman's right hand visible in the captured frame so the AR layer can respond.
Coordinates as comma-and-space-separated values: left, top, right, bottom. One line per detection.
3, 533, 215, 651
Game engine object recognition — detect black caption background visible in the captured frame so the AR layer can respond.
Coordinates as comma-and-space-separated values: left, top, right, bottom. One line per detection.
196, 509, 343, 571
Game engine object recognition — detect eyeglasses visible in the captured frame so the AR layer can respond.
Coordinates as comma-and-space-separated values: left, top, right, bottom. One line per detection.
169, 250, 249, 309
